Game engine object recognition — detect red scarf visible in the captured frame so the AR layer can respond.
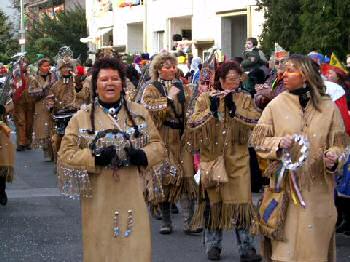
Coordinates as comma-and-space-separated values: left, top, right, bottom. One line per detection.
13, 74, 27, 103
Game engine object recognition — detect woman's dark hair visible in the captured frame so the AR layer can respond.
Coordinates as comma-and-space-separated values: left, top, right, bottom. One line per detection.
85, 58, 93, 67
38, 58, 51, 68
214, 61, 243, 90
90, 57, 140, 136
126, 64, 140, 86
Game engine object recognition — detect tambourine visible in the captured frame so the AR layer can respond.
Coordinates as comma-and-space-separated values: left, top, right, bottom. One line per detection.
89, 129, 131, 167
282, 134, 310, 171
52, 111, 76, 136
276, 134, 310, 189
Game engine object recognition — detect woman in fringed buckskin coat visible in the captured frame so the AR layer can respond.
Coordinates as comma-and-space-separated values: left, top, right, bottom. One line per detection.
250, 55, 347, 262
58, 58, 166, 262
186, 61, 262, 261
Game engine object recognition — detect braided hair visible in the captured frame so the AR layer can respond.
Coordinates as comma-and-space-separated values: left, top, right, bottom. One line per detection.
90, 57, 140, 137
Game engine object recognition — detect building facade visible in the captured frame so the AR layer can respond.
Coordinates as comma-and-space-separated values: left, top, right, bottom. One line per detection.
24, 0, 85, 31
84, 0, 265, 60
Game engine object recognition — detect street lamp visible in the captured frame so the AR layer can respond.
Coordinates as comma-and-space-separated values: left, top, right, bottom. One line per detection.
19, 0, 26, 52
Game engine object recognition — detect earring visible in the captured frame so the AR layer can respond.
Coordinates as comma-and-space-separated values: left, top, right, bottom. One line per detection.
113, 211, 120, 237
124, 210, 134, 237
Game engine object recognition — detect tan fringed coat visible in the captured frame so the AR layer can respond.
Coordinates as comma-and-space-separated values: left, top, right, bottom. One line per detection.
125, 79, 138, 102
49, 79, 78, 113
186, 90, 261, 230
58, 102, 166, 262
250, 91, 347, 262
0, 122, 15, 182
141, 81, 197, 203
75, 83, 91, 108
50, 77, 90, 113
28, 73, 56, 148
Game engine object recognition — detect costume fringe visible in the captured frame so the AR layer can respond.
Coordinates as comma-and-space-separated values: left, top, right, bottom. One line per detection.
187, 111, 213, 130
57, 163, 92, 199
190, 200, 206, 229
230, 118, 253, 145
147, 161, 183, 204
184, 117, 217, 152
149, 203, 161, 216
249, 124, 273, 149
0, 167, 14, 182
31, 138, 51, 149
168, 176, 183, 203
193, 202, 256, 230
145, 182, 164, 205
150, 109, 168, 129
179, 177, 198, 200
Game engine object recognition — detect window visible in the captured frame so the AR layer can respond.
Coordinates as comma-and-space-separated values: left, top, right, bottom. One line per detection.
154, 31, 165, 52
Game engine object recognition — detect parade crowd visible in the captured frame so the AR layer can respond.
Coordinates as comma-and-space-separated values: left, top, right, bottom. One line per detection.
0, 38, 350, 262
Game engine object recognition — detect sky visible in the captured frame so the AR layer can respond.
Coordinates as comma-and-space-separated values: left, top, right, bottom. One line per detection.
2, 0, 18, 22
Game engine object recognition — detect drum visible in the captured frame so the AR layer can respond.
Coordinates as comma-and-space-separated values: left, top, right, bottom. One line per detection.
53, 112, 75, 136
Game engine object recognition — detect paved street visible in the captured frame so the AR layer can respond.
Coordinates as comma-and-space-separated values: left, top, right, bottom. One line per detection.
1, 146, 350, 262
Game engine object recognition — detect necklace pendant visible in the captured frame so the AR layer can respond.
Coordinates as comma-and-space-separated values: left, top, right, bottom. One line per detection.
108, 107, 116, 115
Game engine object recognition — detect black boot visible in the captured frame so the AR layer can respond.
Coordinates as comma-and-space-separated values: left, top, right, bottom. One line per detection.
207, 247, 221, 261
159, 201, 173, 234
171, 203, 179, 214
16, 145, 26, 151
0, 190, 7, 206
337, 219, 350, 233
240, 248, 262, 262
0, 176, 7, 206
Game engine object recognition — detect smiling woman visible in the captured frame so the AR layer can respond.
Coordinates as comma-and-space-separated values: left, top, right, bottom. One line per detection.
96, 69, 123, 103
57, 57, 166, 262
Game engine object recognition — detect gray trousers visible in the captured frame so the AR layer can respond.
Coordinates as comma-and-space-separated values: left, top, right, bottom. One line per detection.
205, 228, 256, 256
180, 195, 195, 229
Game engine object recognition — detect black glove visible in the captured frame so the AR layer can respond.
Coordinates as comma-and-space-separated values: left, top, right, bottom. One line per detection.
209, 96, 220, 118
95, 145, 117, 166
224, 92, 236, 118
125, 147, 148, 167
0, 105, 5, 116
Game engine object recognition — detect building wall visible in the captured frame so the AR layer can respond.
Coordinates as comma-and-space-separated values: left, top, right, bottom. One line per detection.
85, 0, 114, 50
127, 23, 144, 53
145, 0, 193, 52
113, 5, 145, 48
85, 0, 265, 58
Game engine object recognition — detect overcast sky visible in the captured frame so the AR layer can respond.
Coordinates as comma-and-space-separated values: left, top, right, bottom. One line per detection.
2, 0, 17, 21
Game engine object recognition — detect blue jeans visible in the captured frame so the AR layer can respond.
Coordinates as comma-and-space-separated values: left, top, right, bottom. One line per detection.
205, 228, 256, 256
